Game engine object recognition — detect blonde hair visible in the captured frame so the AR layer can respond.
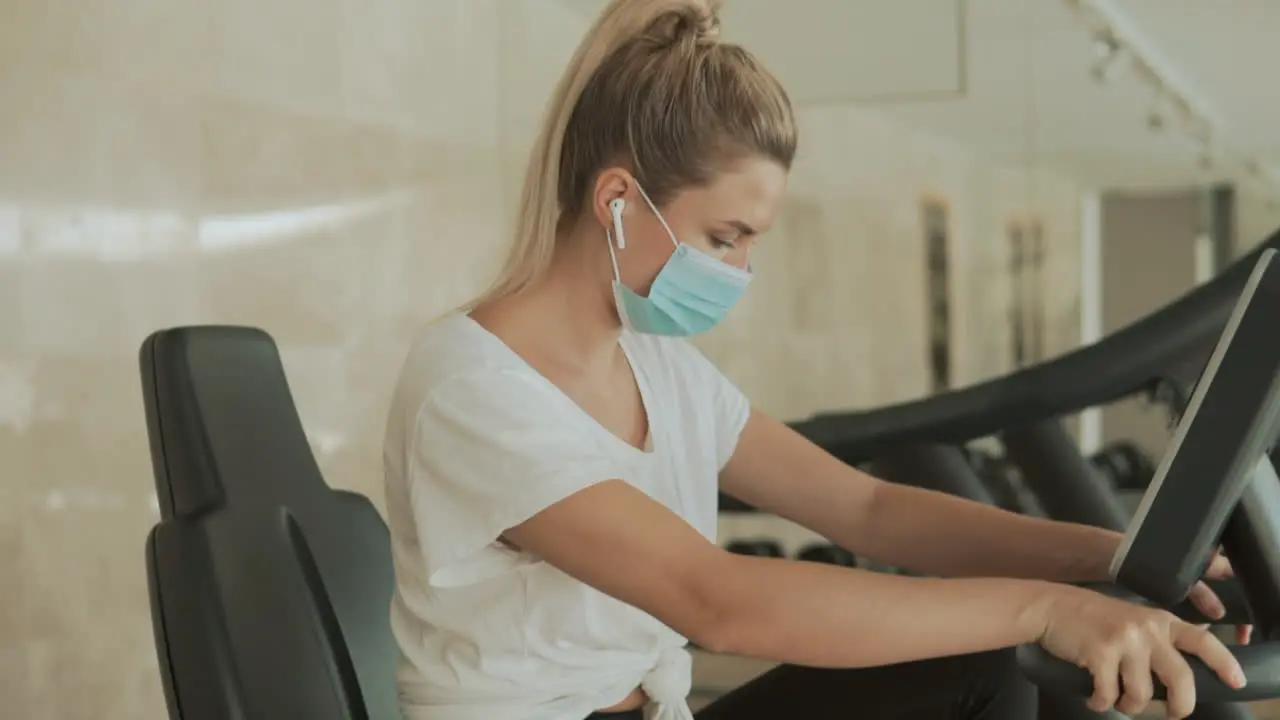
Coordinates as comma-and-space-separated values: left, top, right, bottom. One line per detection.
470, 0, 797, 308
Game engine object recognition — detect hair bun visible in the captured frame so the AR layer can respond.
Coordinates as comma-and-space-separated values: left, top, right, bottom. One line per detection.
647, 1, 721, 47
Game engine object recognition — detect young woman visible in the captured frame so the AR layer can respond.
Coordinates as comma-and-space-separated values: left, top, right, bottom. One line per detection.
381, 1, 1247, 718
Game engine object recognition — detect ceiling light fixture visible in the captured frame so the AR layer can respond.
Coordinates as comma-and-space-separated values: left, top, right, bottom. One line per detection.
1145, 110, 1165, 133
1088, 33, 1123, 83
1064, 0, 1280, 199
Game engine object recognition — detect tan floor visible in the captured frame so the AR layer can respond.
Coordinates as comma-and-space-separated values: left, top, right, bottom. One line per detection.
691, 650, 1280, 718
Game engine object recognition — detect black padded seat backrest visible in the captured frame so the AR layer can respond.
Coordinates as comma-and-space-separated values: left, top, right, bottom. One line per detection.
139, 326, 400, 720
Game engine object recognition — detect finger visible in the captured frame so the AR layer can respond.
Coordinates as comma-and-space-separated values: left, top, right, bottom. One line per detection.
1238, 625, 1254, 645
1174, 623, 1245, 689
1203, 554, 1234, 580
1150, 643, 1197, 719
1114, 651, 1154, 717
1187, 582, 1226, 620
1087, 650, 1122, 713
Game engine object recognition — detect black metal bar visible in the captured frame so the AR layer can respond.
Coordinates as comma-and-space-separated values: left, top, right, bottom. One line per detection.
1000, 419, 1129, 531
1196, 700, 1260, 720
1222, 457, 1280, 641
868, 444, 995, 504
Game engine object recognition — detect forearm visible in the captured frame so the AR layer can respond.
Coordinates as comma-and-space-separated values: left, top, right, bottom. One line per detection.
837, 480, 1122, 582
709, 554, 1056, 667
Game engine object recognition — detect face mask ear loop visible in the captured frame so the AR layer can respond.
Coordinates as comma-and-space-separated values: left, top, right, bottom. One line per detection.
635, 184, 680, 249
605, 227, 623, 282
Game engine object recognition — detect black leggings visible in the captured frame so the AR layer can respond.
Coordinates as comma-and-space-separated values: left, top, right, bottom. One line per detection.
587, 648, 1037, 719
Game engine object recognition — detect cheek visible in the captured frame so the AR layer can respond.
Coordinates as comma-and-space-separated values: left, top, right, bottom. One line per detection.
618, 230, 676, 293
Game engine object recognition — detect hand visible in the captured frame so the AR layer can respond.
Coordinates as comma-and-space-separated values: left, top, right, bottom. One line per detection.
1187, 551, 1253, 644
1032, 585, 1246, 718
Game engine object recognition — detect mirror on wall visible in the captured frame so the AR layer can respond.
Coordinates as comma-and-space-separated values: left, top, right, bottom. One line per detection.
1027, 218, 1046, 364
1009, 220, 1027, 369
1009, 216, 1046, 368
923, 199, 951, 392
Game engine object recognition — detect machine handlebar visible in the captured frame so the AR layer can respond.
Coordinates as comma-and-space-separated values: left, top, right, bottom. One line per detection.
1015, 642, 1280, 704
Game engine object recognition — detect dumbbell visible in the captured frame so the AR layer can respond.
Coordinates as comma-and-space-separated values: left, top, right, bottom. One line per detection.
795, 542, 858, 568
1090, 441, 1156, 491
724, 539, 785, 558
963, 447, 1025, 513
961, 447, 995, 476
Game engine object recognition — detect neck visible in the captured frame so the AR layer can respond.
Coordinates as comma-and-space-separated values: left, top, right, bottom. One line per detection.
481, 224, 624, 374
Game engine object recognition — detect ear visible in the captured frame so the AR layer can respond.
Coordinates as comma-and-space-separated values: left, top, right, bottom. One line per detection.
590, 166, 634, 230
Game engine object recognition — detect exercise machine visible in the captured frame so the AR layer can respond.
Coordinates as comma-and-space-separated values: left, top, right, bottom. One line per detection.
778, 235, 1280, 718
1019, 240, 1280, 707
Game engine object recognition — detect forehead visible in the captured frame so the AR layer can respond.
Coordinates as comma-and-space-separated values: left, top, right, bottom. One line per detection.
670, 157, 788, 231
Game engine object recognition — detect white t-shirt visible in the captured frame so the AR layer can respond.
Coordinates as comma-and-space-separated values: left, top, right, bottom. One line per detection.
382, 312, 751, 720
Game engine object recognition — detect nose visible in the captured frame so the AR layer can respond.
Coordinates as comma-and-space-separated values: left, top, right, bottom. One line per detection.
727, 246, 750, 271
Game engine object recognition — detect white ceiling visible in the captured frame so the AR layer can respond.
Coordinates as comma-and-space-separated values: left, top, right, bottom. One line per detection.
1116, 1, 1280, 164
556, 0, 1280, 194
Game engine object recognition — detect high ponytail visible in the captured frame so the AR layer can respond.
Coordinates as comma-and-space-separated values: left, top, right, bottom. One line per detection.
469, 0, 795, 308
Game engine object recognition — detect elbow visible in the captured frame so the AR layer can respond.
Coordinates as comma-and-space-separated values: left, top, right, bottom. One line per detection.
694, 614, 758, 656
688, 607, 741, 655
693, 594, 784, 659
679, 554, 759, 656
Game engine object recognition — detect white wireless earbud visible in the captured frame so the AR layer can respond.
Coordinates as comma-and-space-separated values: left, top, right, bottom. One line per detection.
609, 198, 627, 249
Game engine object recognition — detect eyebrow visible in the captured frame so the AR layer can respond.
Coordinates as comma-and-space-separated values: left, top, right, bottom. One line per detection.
726, 220, 759, 236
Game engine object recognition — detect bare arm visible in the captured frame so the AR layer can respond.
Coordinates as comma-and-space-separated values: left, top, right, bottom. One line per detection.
503, 478, 1058, 668
719, 408, 1120, 582
859, 479, 1119, 581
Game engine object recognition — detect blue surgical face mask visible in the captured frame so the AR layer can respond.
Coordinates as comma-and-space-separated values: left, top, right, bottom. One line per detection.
606, 185, 752, 337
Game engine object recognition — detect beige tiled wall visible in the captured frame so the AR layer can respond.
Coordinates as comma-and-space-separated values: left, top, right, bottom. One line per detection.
1, 0, 1085, 717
